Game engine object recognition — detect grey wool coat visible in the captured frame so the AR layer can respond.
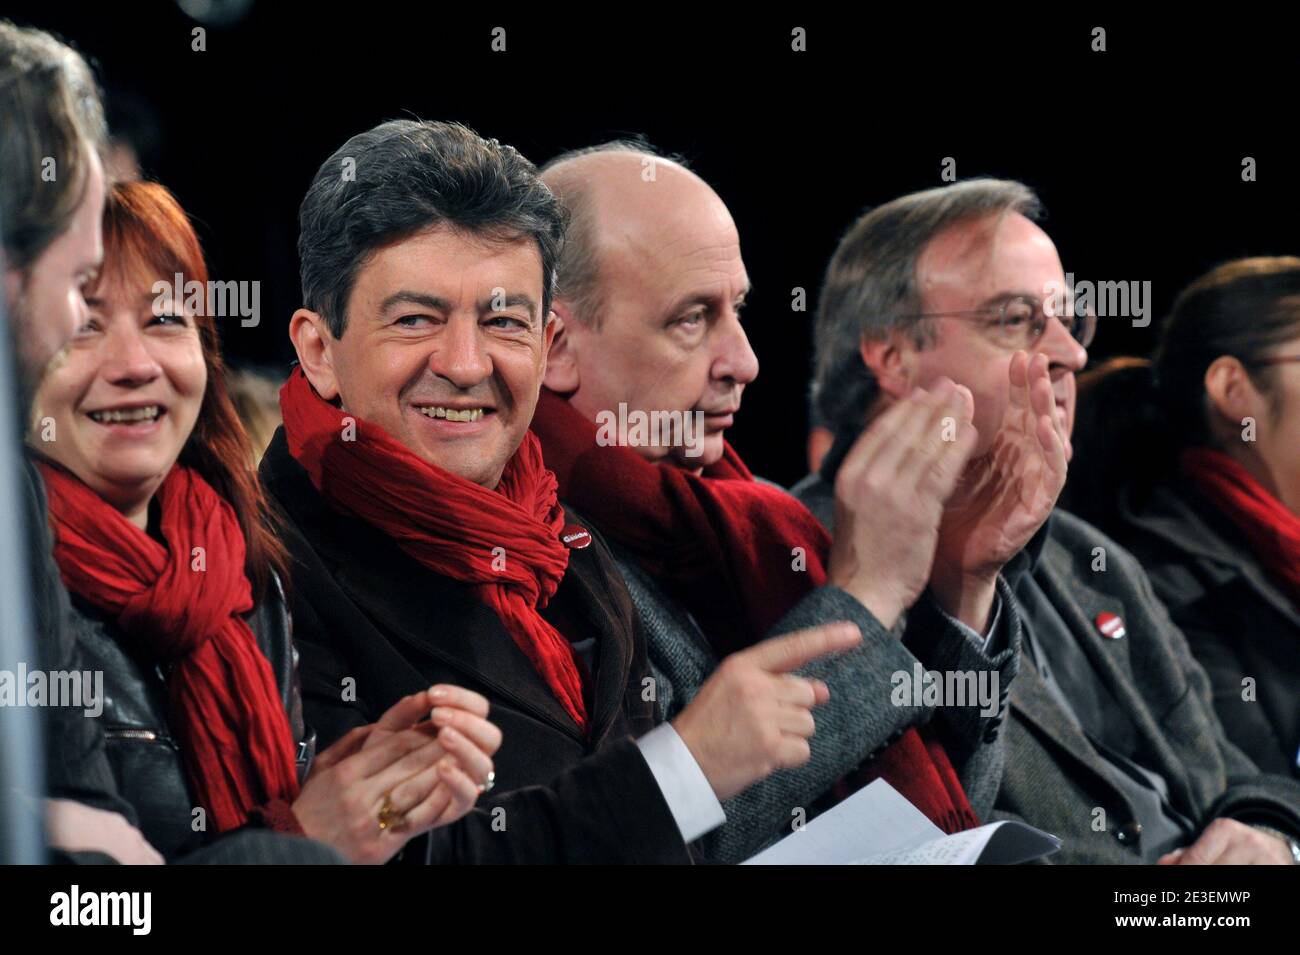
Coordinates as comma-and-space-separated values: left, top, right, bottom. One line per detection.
612, 504, 1019, 864
793, 472, 1300, 864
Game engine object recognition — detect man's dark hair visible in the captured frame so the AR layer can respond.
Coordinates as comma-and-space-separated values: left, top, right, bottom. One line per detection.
298, 119, 567, 339
0, 20, 107, 271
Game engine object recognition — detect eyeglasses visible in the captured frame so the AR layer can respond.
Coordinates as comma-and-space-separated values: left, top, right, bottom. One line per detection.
907, 295, 1097, 350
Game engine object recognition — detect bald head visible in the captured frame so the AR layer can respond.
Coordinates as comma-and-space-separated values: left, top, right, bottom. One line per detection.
539, 143, 757, 470
542, 147, 738, 328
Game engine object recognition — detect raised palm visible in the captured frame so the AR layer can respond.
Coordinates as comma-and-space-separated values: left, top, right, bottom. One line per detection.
934, 351, 1068, 579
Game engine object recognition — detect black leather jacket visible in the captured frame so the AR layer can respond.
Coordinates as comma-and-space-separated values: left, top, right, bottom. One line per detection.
70, 572, 315, 859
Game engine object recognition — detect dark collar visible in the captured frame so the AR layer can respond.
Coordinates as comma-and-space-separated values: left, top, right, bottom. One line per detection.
1120, 475, 1256, 569
1119, 475, 1300, 627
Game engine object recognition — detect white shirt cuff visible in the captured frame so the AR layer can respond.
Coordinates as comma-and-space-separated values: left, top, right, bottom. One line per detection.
635, 723, 726, 843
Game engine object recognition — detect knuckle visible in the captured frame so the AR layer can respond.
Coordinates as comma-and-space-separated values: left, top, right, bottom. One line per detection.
861, 469, 889, 495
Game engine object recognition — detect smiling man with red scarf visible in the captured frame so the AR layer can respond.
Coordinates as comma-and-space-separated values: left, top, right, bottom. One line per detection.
533, 144, 1040, 863
260, 120, 869, 865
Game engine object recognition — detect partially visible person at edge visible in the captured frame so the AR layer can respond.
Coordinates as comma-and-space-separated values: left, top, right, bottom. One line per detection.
1070, 257, 1300, 782
2, 18, 161, 863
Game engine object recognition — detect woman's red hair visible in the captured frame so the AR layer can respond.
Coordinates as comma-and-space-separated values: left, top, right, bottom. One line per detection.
93, 180, 290, 600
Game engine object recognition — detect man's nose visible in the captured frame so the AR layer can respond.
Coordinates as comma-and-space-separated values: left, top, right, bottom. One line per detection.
1039, 312, 1088, 373
102, 324, 162, 384
713, 311, 759, 385
432, 316, 493, 388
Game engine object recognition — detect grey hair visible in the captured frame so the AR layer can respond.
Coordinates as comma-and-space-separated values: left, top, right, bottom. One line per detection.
540, 138, 690, 329
810, 178, 1043, 439
299, 119, 567, 339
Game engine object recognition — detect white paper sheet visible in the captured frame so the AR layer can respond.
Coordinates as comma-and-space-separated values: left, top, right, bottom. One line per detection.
743, 779, 1060, 865
743, 779, 942, 865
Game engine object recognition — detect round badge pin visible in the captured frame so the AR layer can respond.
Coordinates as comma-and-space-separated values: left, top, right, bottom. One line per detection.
561, 525, 592, 549
1096, 611, 1126, 640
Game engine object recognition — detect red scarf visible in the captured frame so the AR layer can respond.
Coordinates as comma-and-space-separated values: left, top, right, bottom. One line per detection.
279, 368, 587, 730
38, 460, 301, 831
1181, 446, 1300, 608
532, 389, 978, 833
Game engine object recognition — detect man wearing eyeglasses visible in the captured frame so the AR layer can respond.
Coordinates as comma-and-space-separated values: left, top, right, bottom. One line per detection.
794, 178, 1300, 864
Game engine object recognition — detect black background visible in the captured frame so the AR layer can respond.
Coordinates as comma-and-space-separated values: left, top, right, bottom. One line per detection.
7, 3, 1295, 485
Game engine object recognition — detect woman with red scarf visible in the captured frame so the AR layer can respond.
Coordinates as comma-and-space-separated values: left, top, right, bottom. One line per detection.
25, 181, 499, 863
1071, 258, 1300, 781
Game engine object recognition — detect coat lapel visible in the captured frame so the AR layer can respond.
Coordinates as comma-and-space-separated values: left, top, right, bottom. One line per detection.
551, 522, 636, 742
1034, 538, 1198, 813
1007, 643, 1126, 795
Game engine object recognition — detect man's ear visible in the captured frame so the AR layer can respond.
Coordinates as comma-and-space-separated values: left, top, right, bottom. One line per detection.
859, 331, 916, 401
542, 301, 580, 394
1204, 354, 1264, 428
289, 309, 340, 402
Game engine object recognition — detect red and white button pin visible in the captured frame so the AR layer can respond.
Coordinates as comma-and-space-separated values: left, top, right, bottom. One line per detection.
1096, 611, 1126, 640
561, 524, 592, 549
